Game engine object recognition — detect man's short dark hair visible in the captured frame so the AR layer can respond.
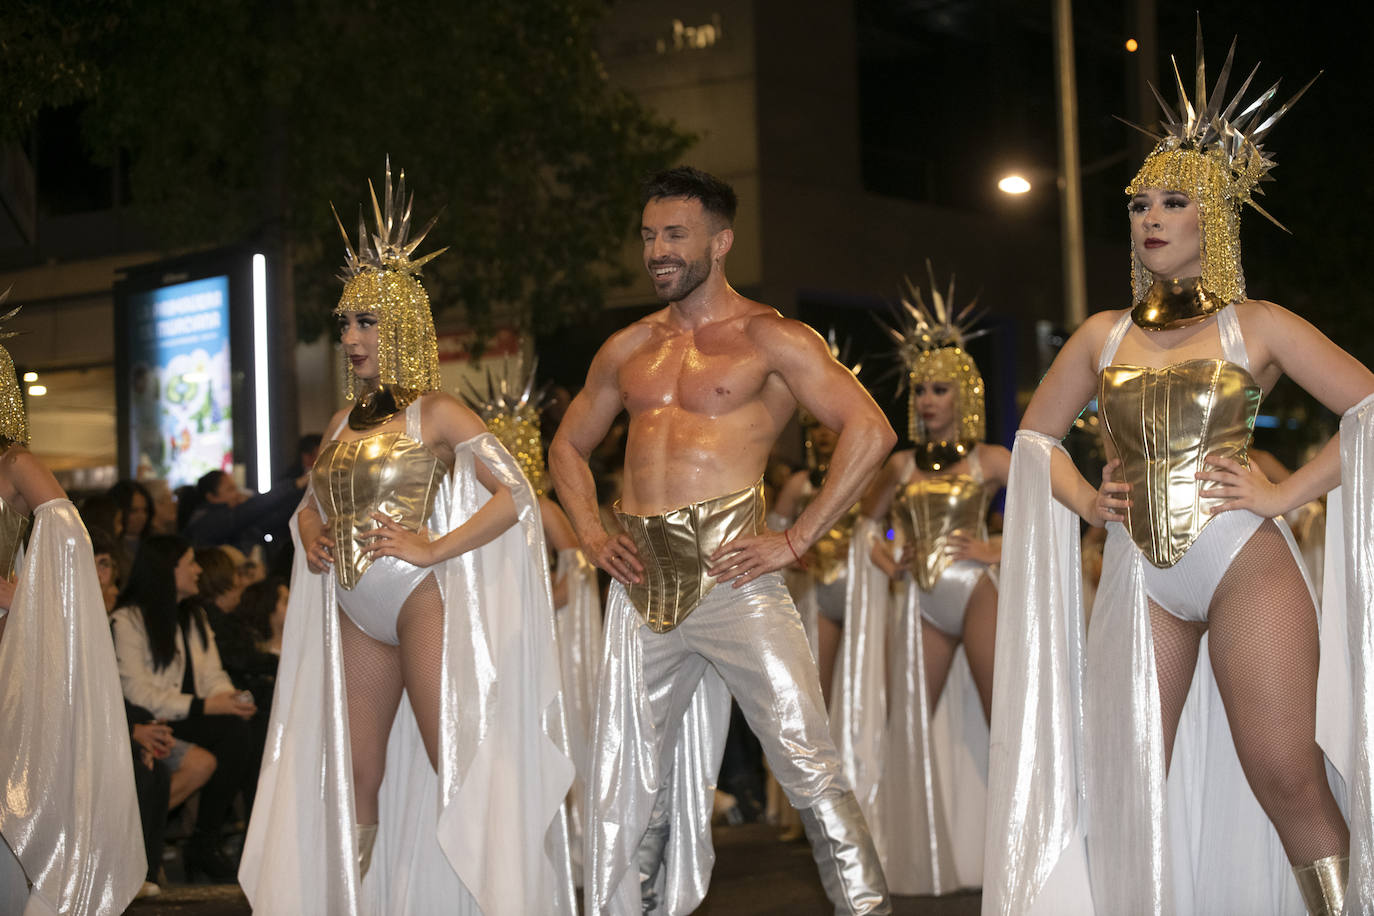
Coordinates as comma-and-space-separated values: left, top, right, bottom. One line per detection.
640, 166, 737, 228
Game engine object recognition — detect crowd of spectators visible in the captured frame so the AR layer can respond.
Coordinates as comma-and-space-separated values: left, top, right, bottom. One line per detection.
74, 444, 312, 897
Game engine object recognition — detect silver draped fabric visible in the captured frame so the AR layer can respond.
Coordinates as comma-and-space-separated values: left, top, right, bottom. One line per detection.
0, 498, 145, 916
585, 572, 846, 915
1333, 393, 1374, 910
240, 433, 576, 916
877, 575, 990, 895
830, 517, 889, 831
985, 429, 1353, 915
554, 546, 603, 886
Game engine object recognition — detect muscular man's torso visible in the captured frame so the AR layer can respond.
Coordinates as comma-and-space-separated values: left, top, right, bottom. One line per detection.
617, 307, 793, 514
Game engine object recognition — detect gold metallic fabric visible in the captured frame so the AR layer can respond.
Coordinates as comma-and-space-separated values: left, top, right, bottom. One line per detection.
0, 494, 29, 579
892, 474, 991, 591
800, 494, 860, 586
614, 480, 765, 633
1293, 854, 1347, 916
311, 430, 444, 590
1099, 358, 1260, 568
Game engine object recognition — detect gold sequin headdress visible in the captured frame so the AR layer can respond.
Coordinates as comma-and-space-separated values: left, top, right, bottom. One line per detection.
0, 288, 28, 447
333, 158, 447, 399
886, 262, 987, 460
461, 359, 550, 497
1123, 22, 1316, 306
799, 329, 863, 475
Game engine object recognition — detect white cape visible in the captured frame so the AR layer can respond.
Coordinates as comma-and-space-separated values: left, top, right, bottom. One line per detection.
984, 429, 1352, 915
553, 546, 603, 887
1330, 392, 1374, 911
240, 433, 576, 916
0, 498, 144, 916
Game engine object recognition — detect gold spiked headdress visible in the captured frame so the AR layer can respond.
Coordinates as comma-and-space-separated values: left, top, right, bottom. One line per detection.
1123, 22, 1315, 307
333, 158, 447, 399
0, 288, 27, 448
799, 329, 863, 476
461, 359, 550, 497
886, 262, 986, 463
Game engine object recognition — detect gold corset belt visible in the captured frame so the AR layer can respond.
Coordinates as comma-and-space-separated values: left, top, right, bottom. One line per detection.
615, 480, 766, 634
1099, 359, 1261, 568
0, 497, 29, 579
312, 431, 445, 590
807, 502, 862, 586
893, 474, 991, 592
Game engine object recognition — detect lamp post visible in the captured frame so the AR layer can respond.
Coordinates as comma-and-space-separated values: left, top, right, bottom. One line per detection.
1053, 0, 1087, 330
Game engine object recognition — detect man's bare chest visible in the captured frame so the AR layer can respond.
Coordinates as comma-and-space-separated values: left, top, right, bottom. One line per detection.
619, 338, 771, 417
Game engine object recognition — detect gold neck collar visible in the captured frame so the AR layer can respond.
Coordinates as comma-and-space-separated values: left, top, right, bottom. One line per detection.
349, 384, 423, 431
913, 439, 973, 472
1132, 277, 1227, 331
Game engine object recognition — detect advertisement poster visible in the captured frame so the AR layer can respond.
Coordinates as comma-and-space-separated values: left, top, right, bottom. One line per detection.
127, 275, 233, 487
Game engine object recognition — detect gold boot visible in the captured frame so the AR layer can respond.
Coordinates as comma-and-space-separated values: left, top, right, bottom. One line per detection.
357, 823, 379, 881
1292, 854, 1347, 916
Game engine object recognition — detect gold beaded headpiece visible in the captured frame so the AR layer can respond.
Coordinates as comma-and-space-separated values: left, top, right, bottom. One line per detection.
886, 262, 986, 448
1123, 23, 1316, 304
461, 359, 550, 497
332, 158, 447, 399
0, 289, 28, 448
799, 329, 863, 475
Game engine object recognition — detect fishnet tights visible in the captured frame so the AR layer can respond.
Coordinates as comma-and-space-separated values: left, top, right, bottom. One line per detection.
1151, 520, 1348, 865
339, 574, 446, 825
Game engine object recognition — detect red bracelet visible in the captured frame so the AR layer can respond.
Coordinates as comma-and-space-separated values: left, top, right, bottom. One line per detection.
784, 529, 808, 569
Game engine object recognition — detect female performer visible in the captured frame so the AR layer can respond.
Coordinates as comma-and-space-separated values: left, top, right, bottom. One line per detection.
0, 292, 144, 915
849, 272, 1008, 894
984, 32, 1371, 915
240, 163, 574, 915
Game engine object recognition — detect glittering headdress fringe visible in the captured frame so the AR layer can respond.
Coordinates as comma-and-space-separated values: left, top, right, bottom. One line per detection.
885, 262, 987, 446
332, 157, 447, 399
799, 329, 863, 474
0, 288, 28, 447
460, 357, 551, 497
1122, 19, 1317, 303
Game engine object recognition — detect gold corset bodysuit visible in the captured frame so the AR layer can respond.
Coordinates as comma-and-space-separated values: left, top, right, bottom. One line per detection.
892, 462, 992, 593
312, 424, 445, 591
615, 480, 766, 634
1097, 307, 1262, 568
796, 483, 862, 586
0, 496, 29, 579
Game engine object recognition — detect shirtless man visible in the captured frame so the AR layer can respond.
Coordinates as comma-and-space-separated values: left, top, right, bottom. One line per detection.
550, 166, 895, 915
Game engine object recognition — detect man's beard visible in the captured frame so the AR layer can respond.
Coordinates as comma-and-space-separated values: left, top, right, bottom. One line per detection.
653, 254, 711, 303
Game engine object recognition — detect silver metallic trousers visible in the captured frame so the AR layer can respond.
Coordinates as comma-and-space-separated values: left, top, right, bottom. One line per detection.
622, 573, 890, 914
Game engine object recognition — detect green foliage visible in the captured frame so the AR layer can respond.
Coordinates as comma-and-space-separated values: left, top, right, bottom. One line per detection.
4, 0, 692, 341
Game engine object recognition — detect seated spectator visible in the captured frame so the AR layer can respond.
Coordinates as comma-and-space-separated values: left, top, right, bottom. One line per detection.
238, 577, 288, 657
89, 527, 121, 614
110, 535, 256, 882
109, 480, 155, 567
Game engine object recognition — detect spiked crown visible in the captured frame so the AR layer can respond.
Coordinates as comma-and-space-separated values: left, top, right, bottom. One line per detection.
461, 358, 551, 497
886, 262, 987, 447
333, 158, 448, 398
1123, 21, 1316, 303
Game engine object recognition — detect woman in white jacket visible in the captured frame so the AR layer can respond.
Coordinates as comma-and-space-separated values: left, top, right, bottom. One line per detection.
111, 534, 256, 882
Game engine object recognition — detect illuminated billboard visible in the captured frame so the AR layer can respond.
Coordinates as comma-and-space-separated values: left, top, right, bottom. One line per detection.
126, 275, 233, 487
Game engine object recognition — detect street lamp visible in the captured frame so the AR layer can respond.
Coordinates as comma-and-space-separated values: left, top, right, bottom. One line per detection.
998, 174, 1033, 195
